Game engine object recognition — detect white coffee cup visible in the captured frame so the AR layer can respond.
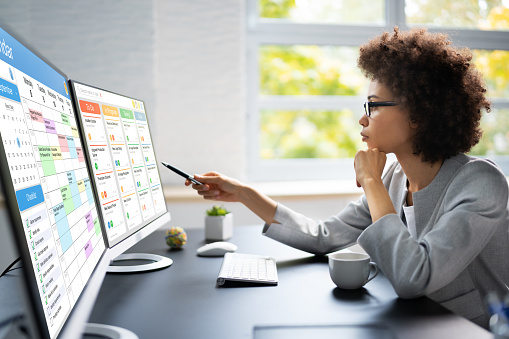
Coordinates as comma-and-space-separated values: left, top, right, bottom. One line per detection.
328, 252, 379, 289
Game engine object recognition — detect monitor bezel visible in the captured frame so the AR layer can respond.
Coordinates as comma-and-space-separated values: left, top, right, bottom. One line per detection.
0, 21, 110, 339
68, 80, 171, 259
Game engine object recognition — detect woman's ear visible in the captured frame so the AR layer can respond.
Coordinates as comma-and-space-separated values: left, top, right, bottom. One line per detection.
410, 120, 418, 129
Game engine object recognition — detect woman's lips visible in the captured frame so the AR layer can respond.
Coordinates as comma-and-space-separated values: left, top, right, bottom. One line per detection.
360, 132, 368, 142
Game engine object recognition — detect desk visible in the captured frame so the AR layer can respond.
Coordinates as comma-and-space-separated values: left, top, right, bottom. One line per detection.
88, 226, 492, 338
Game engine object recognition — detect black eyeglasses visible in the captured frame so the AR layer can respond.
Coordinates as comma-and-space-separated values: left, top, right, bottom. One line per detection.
364, 101, 397, 117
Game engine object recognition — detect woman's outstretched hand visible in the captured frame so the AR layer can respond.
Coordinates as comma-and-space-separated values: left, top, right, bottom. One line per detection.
185, 172, 244, 202
185, 171, 279, 224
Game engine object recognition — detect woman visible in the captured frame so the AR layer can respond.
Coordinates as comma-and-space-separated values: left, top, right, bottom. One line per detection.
186, 27, 509, 328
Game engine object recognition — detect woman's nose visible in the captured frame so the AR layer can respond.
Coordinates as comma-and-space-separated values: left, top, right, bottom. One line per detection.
359, 114, 368, 127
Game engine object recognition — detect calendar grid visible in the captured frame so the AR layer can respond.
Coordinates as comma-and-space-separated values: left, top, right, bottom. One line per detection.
22, 97, 95, 255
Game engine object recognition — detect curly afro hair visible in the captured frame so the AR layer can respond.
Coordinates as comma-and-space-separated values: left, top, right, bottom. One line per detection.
358, 27, 490, 163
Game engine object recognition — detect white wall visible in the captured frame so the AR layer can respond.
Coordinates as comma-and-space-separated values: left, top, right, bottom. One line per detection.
154, 0, 247, 185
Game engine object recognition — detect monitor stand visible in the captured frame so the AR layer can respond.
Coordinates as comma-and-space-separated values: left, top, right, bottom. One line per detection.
0, 318, 140, 339
107, 253, 173, 273
83, 323, 138, 339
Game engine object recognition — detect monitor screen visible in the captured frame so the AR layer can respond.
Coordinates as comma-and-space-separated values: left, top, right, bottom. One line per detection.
0, 26, 107, 338
70, 81, 167, 248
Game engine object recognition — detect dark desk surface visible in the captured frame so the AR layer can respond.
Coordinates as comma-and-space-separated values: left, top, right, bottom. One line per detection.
88, 226, 492, 339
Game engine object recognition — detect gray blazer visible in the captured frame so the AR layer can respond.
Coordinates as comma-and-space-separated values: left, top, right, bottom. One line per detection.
263, 153, 509, 327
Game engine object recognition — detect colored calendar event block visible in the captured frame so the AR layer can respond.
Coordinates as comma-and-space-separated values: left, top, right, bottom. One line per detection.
76, 147, 85, 162
85, 211, 94, 233
66, 171, 82, 208
58, 134, 69, 152
60, 186, 75, 214
66, 136, 78, 159
93, 217, 101, 236
44, 118, 56, 134
30, 108, 44, 123
53, 203, 73, 252
77, 180, 85, 193
83, 178, 94, 205
51, 146, 63, 160
71, 126, 80, 138
60, 113, 70, 126
38, 145, 56, 176
84, 240, 93, 258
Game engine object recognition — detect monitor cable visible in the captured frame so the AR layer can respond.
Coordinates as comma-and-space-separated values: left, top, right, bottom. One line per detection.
0, 257, 21, 278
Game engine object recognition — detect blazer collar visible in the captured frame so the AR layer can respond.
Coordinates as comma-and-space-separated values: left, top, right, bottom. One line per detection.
410, 154, 467, 238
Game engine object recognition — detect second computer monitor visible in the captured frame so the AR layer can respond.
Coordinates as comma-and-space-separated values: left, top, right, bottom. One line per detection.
70, 81, 170, 259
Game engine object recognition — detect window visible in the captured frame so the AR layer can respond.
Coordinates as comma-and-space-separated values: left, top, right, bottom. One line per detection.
406, 0, 509, 31
247, 0, 509, 181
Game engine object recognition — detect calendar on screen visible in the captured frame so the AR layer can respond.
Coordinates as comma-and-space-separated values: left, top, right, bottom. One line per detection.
0, 26, 105, 338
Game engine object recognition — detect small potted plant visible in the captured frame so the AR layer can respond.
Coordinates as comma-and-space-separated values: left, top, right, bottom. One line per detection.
205, 205, 233, 240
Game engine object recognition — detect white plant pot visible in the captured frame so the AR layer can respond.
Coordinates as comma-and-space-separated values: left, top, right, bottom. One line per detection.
205, 213, 233, 241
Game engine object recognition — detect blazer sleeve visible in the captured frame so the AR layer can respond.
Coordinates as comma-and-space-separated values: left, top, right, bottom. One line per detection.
262, 194, 373, 255
358, 159, 508, 299
262, 161, 401, 255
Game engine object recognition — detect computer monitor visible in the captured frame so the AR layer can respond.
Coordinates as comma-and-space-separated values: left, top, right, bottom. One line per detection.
0, 24, 111, 338
69, 81, 172, 272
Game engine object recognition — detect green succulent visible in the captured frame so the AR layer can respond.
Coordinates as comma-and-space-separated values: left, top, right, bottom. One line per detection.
206, 205, 230, 216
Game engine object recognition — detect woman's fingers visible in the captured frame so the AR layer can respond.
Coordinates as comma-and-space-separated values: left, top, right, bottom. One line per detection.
354, 148, 387, 187
197, 188, 220, 197
192, 183, 209, 191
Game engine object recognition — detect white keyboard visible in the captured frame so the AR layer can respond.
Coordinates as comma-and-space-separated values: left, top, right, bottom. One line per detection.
217, 253, 278, 286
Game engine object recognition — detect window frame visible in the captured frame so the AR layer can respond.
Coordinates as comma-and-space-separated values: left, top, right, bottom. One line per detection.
246, 0, 509, 182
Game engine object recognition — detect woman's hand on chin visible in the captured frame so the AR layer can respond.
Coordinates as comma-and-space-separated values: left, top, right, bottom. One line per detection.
354, 148, 387, 188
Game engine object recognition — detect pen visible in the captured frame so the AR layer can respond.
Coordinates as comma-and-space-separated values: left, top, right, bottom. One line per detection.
161, 162, 204, 185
